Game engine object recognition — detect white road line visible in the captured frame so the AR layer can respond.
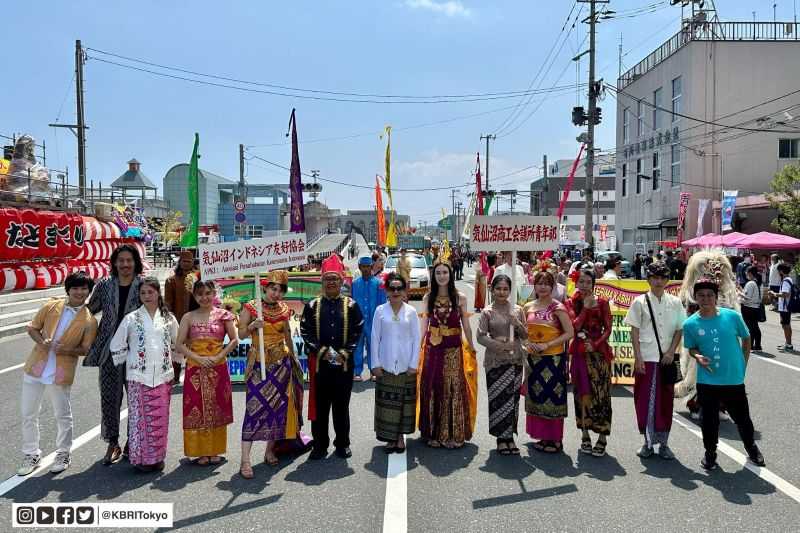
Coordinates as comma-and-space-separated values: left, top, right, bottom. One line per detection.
672, 416, 800, 504
0, 363, 24, 375
0, 408, 130, 498
382, 441, 408, 533
753, 354, 800, 373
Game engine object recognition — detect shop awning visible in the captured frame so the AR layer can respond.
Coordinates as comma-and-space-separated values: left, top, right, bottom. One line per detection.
637, 218, 678, 230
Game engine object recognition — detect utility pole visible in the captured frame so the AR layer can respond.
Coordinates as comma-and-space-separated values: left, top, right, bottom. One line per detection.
480, 134, 496, 191
310, 170, 320, 203
238, 144, 246, 197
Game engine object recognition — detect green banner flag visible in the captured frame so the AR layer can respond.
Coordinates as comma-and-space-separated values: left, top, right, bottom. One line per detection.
484, 196, 493, 215
180, 133, 200, 248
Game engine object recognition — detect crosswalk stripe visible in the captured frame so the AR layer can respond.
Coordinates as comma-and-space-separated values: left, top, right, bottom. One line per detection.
382, 440, 408, 533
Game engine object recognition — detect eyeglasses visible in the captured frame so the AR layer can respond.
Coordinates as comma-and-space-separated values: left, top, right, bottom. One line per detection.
387, 285, 404, 292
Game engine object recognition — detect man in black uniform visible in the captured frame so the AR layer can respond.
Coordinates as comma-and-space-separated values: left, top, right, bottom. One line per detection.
301, 255, 364, 460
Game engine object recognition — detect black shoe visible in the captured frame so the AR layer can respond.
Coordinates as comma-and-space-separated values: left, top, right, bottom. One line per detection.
335, 447, 352, 459
747, 445, 766, 467
122, 442, 130, 461
103, 443, 122, 465
308, 448, 327, 461
701, 451, 718, 471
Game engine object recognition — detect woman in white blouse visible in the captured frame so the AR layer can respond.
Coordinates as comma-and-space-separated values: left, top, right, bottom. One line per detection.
738, 265, 763, 351
370, 272, 421, 453
110, 277, 179, 472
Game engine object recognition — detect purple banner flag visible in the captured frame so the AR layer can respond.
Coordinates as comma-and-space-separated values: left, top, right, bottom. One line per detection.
287, 108, 305, 233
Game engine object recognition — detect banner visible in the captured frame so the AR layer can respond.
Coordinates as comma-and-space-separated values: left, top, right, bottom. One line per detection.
198, 233, 307, 281
696, 198, 709, 238
381, 126, 397, 246
460, 192, 477, 241
599, 223, 608, 242
721, 190, 738, 231
375, 177, 386, 246
556, 143, 586, 221
180, 133, 200, 248
677, 192, 691, 246
468, 215, 559, 252
287, 109, 306, 233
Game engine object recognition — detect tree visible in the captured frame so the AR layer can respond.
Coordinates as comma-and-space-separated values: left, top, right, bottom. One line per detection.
151, 210, 184, 246
766, 164, 800, 237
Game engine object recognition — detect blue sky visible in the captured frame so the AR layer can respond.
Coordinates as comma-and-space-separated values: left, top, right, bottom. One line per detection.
5, 0, 789, 225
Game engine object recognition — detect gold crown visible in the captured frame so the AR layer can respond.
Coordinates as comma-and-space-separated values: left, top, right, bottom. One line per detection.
433, 256, 452, 268
261, 270, 289, 286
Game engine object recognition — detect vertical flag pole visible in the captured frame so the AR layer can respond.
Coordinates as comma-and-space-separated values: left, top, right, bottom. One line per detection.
510, 250, 517, 343
254, 272, 267, 381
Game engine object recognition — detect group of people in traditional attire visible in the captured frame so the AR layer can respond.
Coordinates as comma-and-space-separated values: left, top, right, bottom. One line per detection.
17, 241, 765, 478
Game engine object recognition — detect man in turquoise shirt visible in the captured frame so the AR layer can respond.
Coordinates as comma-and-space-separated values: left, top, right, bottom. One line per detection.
683, 277, 765, 470
351, 256, 387, 382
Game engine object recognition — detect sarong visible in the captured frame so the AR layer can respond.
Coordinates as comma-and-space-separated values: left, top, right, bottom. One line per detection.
242, 359, 304, 442
486, 364, 523, 439
634, 361, 673, 446
526, 353, 567, 441
127, 380, 171, 466
374, 372, 417, 442
571, 351, 612, 435
183, 361, 234, 457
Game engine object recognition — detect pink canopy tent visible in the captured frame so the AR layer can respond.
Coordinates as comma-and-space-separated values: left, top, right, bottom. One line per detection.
731, 231, 800, 250
681, 232, 747, 248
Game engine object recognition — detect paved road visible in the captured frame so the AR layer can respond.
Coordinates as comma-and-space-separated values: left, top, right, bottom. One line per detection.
1, 270, 799, 532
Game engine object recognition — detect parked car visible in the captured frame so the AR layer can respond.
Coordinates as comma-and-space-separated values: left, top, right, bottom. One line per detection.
384, 253, 430, 299
595, 250, 632, 278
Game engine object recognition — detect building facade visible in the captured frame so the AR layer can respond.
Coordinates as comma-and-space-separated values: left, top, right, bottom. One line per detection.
334, 210, 410, 244
530, 157, 617, 250
615, 19, 800, 259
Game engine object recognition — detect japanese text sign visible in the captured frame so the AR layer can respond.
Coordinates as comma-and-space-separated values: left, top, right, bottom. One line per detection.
199, 233, 307, 281
468, 215, 559, 252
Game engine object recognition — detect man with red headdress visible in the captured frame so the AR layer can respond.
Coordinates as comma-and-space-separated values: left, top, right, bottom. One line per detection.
300, 255, 364, 460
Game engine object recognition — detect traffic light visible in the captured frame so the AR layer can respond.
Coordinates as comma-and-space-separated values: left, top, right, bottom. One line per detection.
302, 183, 322, 193
572, 106, 587, 126
592, 107, 602, 125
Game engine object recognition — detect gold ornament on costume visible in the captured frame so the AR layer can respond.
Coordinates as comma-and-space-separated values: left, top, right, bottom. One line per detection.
261, 270, 289, 286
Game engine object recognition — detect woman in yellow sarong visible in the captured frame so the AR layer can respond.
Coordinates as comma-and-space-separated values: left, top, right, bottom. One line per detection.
176, 280, 239, 465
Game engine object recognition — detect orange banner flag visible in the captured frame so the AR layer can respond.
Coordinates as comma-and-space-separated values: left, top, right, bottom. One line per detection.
375, 176, 387, 246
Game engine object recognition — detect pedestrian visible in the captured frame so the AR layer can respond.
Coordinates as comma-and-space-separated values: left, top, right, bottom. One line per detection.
418, 259, 477, 449
770, 263, 794, 352
351, 256, 386, 381
624, 261, 686, 460
301, 255, 364, 460
565, 268, 613, 457
738, 265, 763, 351
768, 254, 783, 311
494, 251, 526, 304
643, 249, 655, 270
370, 272, 420, 453
176, 280, 239, 465
736, 254, 752, 288
164, 250, 197, 384
602, 258, 622, 280
237, 270, 304, 478
109, 276, 179, 472
682, 277, 766, 470
83, 243, 145, 465
633, 253, 643, 280
522, 267, 574, 453
477, 274, 527, 456
18, 272, 98, 476
594, 261, 606, 279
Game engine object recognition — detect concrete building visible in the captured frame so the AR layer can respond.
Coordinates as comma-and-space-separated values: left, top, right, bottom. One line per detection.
615, 17, 800, 259
303, 200, 341, 241
108, 159, 171, 219
334, 210, 410, 244
530, 156, 617, 250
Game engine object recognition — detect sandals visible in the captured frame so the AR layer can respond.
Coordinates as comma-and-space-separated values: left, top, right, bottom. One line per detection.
497, 442, 512, 455
209, 456, 223, 465
542, 441, 562, 454
240, 461, 254, 479
427, 440, 441, 448
592, 440, 607, 457
384, 443, 397, 454
532, 441, 545, 452
196, 456, 210, 466
264, 452, 279, 466
580, 437, 593, 455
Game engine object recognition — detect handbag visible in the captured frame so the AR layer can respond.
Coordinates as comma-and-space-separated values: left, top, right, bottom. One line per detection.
758, 303, 767, 323
645, 294, 683, 385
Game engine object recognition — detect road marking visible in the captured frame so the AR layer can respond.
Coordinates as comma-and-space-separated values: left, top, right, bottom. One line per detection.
752, 354, 800, 373
382, 441, 408, 533
672, 416, 800, 504
0, 363, 24, 375
0, 408, 129, 498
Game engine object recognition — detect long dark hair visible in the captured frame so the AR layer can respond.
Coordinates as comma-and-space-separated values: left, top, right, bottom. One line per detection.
140, 276, 171, 319
490, 273, 512, 291
427, 262, 459, 316
110, 244, 144, 277
572, 268, 596, 315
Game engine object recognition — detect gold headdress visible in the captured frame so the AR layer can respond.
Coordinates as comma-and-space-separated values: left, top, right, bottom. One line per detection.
261, 270, 289, 286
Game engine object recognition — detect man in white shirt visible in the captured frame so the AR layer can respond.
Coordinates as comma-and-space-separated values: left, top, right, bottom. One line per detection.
602, 258, 622, 280
624, 261, 686, 460
770, 263, 794, 351
494, 252, 526, 304
768, 254, 783, 311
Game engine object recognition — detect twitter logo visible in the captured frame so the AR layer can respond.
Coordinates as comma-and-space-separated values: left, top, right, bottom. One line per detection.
76, 507, 94, 525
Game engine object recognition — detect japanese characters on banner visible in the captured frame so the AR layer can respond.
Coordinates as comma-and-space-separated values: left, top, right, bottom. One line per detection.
468, 215, 559, 252
677, 192, 691, 245
198, 233, 307, 281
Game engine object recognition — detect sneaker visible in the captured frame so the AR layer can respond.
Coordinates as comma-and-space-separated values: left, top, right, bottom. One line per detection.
747, 445, 766, 467
778, 344, 794, 352
50, 452, 71, 473
701, 451, 718, 471
636, 445, 654, 458
658, 445, 676, 460
16, 454, 41, 476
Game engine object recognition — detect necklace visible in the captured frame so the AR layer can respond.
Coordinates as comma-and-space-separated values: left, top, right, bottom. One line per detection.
390, 304, 403, 321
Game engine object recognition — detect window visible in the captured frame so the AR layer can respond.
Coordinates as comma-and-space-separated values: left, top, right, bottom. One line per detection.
623, 108, 630, 143
779, 139, 800, 158
671, 77, 682, 123
234, 224, 264, 239
653, 87, 663, 129
602, 191, 608, 197
637, 100, 644, 136
636, 159, 642, 194
601, 215, 608, 221
621, 163, 627, 197
671, 144, 680, 186
652, 151, 660, 191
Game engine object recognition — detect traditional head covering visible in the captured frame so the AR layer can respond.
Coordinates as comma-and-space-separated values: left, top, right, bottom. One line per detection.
179, 250, 194, 261
260, 269, 289, 286
358, 256, 373, 266
693, 276, 719, 295
321, 255, 345, 278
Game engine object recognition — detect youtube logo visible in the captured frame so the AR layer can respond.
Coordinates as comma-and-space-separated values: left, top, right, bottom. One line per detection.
36, 505, 54, 525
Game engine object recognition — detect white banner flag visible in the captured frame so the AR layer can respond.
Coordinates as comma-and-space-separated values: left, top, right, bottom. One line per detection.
696, 199, 709, 238
199, 233, 307, 281
467, 215, 559, 252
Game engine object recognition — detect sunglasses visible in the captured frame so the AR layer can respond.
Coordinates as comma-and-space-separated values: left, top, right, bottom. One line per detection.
387, 285, 404, 292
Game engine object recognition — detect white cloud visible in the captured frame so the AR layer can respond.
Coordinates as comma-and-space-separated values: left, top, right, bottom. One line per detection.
404, 0, 472, 18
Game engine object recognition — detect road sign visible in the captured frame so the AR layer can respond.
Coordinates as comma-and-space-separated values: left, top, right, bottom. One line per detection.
234, 200, 246, 212
235, 212, 246, 223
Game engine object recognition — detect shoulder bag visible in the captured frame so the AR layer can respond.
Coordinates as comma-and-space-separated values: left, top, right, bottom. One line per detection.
645, 294, 683, 385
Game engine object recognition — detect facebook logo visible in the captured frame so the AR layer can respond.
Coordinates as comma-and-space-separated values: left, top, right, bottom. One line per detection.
56, 506, 74, 524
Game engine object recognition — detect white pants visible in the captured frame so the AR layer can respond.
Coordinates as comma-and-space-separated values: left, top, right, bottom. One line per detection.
21, 380, 73, 457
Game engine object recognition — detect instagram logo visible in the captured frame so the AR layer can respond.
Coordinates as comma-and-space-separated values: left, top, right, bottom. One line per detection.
15, 506, 34, 525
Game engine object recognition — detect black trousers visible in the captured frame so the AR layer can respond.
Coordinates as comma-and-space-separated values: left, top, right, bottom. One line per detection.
741, 306, 762, 348
697, 383, 756, 454
312, 360, 354, 450
99, 356, 128, 443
